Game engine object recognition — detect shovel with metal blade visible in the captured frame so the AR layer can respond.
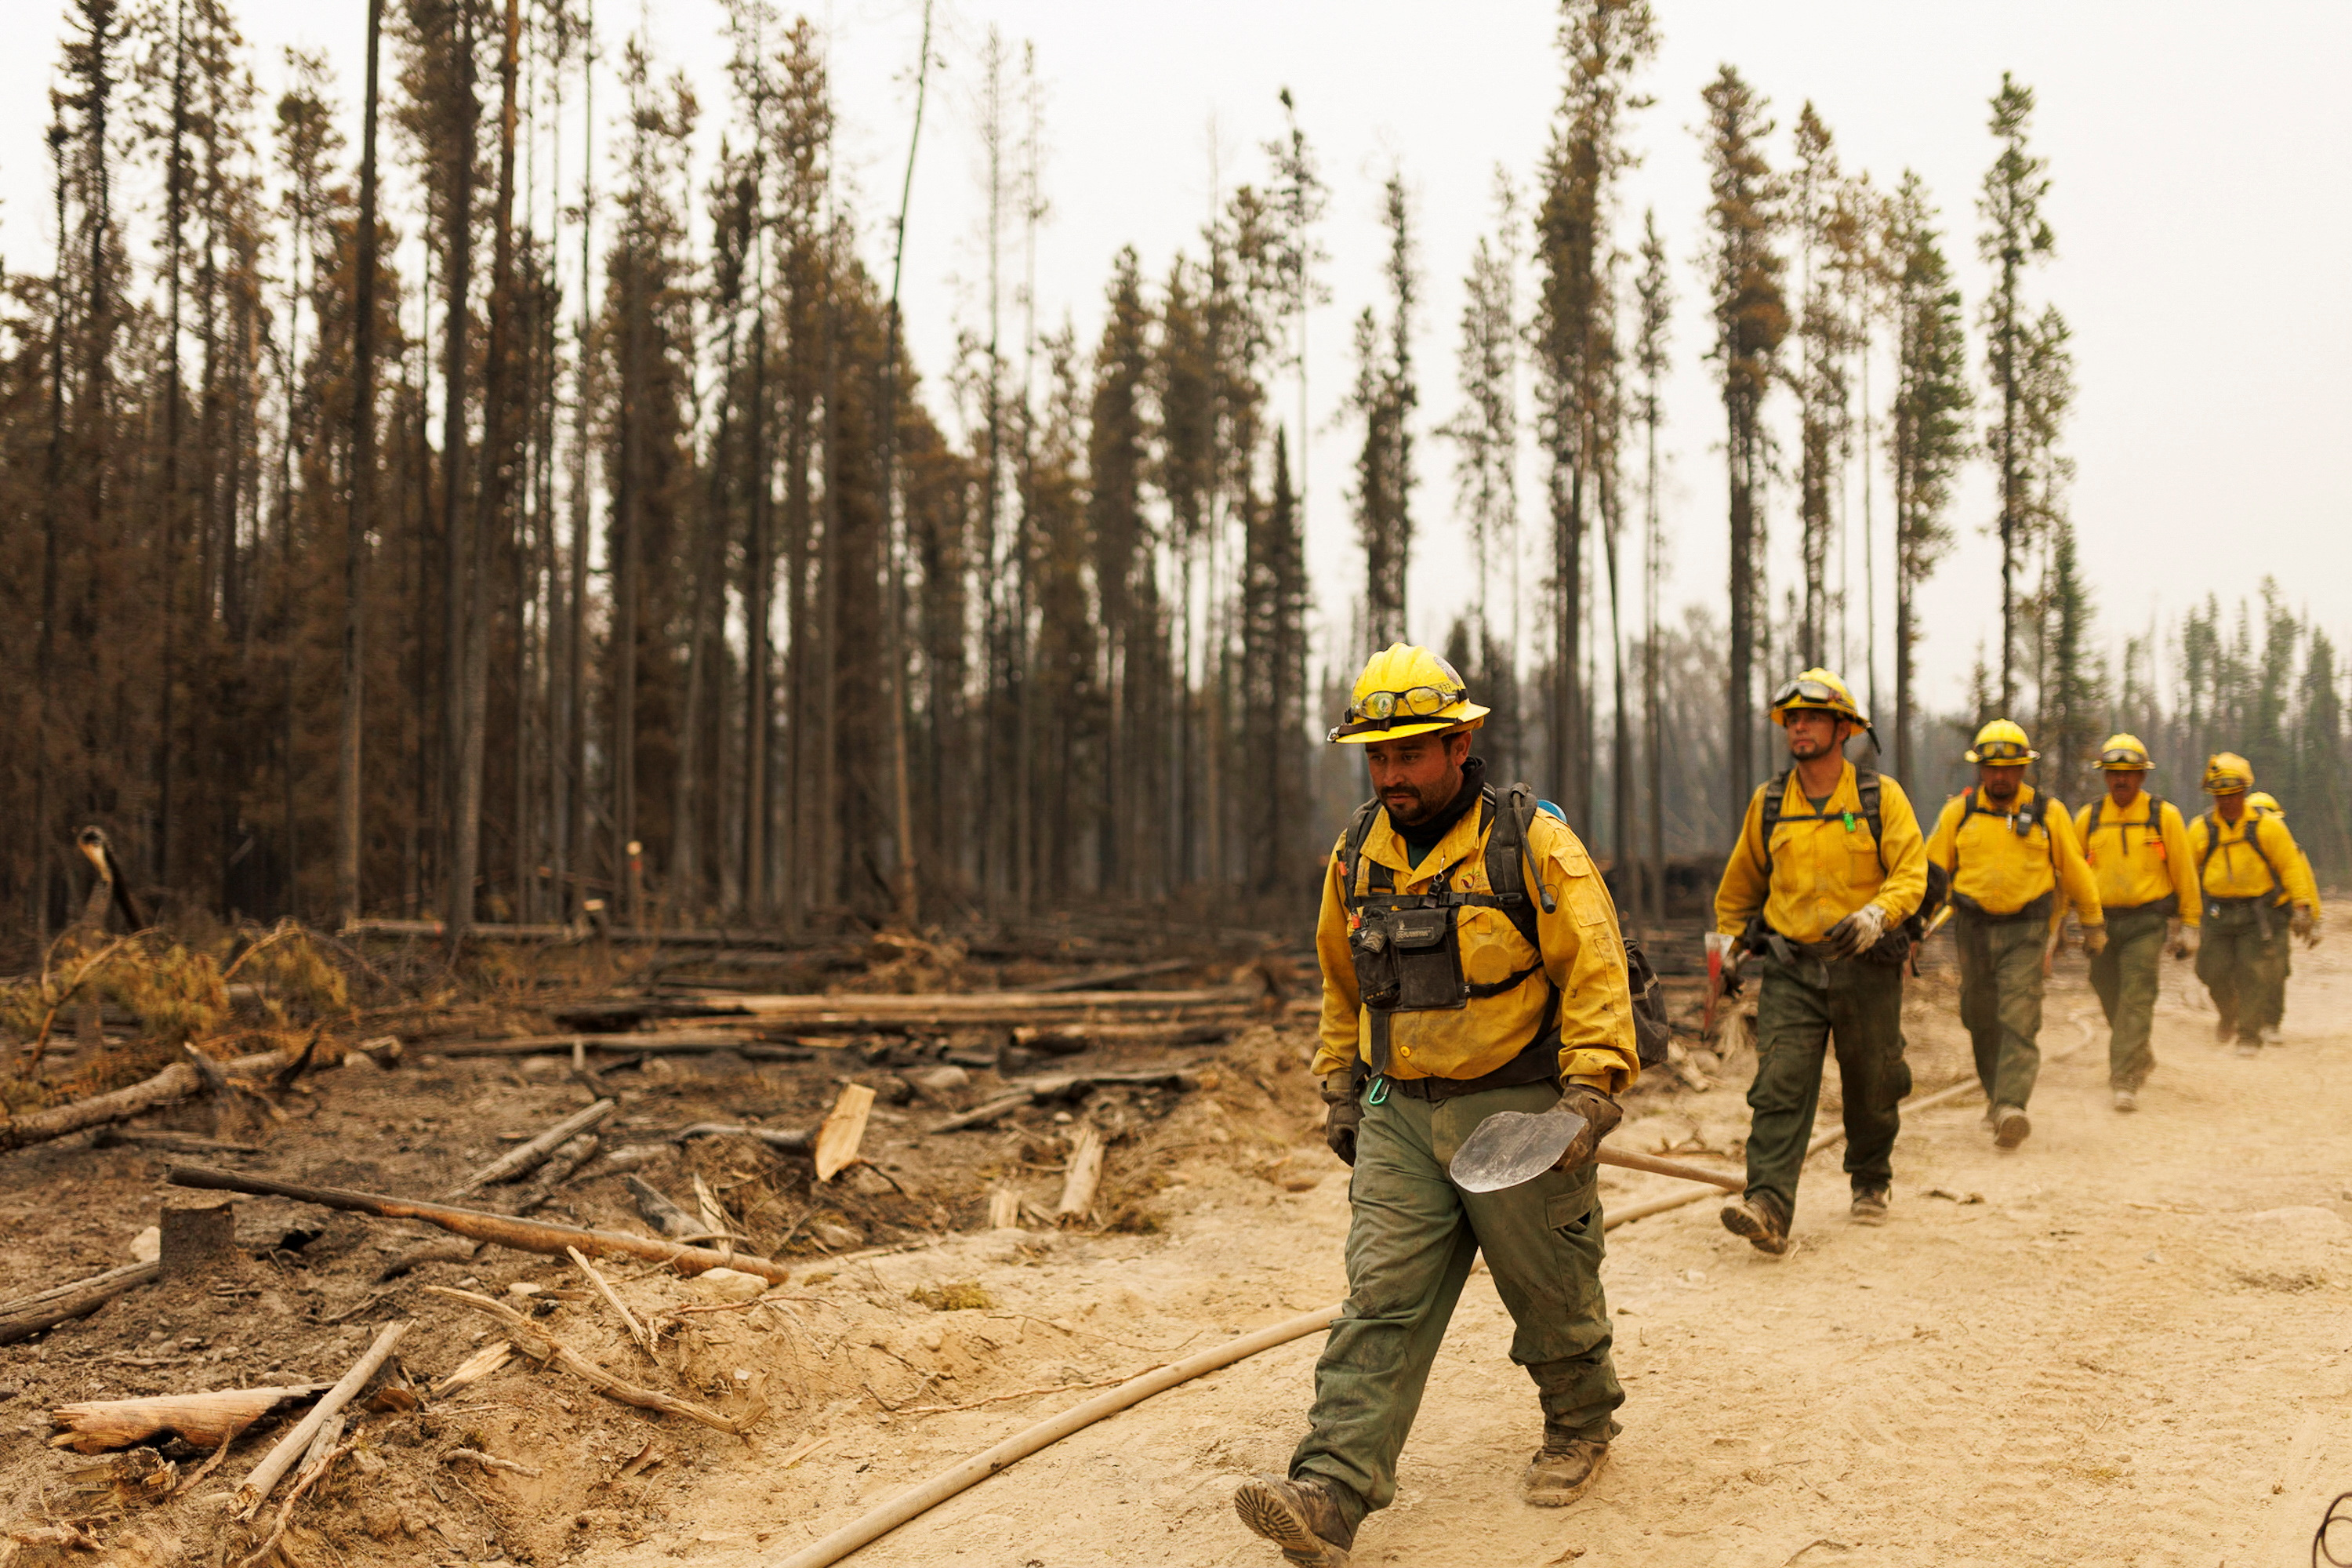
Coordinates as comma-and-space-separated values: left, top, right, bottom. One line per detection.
1447, 1099, 1588, 1194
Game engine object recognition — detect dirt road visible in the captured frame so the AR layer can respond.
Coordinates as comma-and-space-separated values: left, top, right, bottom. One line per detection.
737, 935, 2352, 1568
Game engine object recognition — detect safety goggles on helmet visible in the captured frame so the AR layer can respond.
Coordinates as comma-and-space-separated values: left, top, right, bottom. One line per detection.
1344, 684, 1468, 725
1770, 677, 1845, 711
2098, 745, 2151, 768
1973, 740, 2033, 763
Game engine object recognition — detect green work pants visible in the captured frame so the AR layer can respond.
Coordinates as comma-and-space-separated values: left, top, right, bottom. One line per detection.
2088, 903, 2169, 1090
2196, 904, 2285, 1042
1743, 954, 1911, 1221
1955, 910, 2049, 1110
1292, 1080, 1621, 1526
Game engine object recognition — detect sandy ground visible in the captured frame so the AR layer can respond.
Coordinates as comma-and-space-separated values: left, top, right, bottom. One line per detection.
735, 929, 2352, 1568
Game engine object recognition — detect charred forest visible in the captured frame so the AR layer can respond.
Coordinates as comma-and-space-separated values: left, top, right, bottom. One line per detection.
5, 0, 2347, 962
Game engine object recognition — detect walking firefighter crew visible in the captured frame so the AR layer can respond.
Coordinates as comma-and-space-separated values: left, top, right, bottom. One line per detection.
1234, 643, 1645, 1568
1923, 720, 2103, 1150
1711, 669, 1929, 1255
2187, 754, 2321, 1055
2073, 735, 2199, 1111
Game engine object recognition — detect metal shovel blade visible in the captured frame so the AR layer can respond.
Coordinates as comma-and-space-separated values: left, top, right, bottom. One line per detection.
1447, 1102, 1588, 1194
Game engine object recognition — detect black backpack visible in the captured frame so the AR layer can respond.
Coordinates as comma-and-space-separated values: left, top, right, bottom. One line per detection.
1338, 782, 1671, 1069
1754, 763, 1948, 956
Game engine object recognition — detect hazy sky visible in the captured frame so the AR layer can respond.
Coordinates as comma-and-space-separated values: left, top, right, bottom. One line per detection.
4, 0, 2347, 739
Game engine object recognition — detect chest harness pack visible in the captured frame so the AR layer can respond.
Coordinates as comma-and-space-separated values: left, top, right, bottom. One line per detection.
1338, 782, 1669, 1101
1944, 785, 2061, 924
2083, 793, 2178, 916
2199, 811, 2288, 934
1748, 764, 1948, 966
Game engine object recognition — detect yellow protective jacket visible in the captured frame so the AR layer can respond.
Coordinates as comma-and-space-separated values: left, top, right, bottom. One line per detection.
1924, 783, 2102, 923
1313, 802, 1639, 1094
2073, 791, 2200, 922
2183, 809, 2319, 923
1713, 762, 1929, 944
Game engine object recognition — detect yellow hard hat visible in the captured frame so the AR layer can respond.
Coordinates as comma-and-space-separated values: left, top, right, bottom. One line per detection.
2246, 790, 2282, 816
1769, 667, 1868, 729
1965, 718, 2038, 764
1327, 643, 1490, 745
2202, 753, 2253, 795
2096, 733, 2153, 771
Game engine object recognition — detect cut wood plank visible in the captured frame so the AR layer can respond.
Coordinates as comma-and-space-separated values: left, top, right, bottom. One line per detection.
444, 1100, 615, 1196
812, 1083, 876, 1183
166, 1165, 789, 1284
1055, 1127, 1104, 1222
423, 1287, 762, 1436
48, 1385, 332, 1454
0, 1261, 162, 1345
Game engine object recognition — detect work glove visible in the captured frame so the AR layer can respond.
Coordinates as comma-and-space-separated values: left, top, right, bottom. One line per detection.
2172, 924, 2199, 960
1321, 1071, 1363, 1166
1822, 902, 1889, 959
1552, 1082, 1624, 1172
2292, 907, 2321, 948
2081, 924, 2108, 956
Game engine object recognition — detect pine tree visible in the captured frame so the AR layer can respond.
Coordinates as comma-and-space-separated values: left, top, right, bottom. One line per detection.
1978, 72, 2056, 711
1537, 0, 1655, 826
1700, 64, 1785, 814
1789, 102, 1852, 665
2040, 521, 2103, 777
1632, 210, 1670, 926
1348, 171, 1417, 650
1887, 171, 1970, 783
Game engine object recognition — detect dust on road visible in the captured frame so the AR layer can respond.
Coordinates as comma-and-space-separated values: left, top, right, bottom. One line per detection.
747, 929, 2352, 1568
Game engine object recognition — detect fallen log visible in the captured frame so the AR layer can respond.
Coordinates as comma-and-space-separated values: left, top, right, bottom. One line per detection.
237, 1319, 408, 1519
434, 1030, 755, 1058
928, 1066, 1202, 1134
0, 1261, 162, 1345
626, 1174, 697, 1238
423, 1287, 761, 1436
444, 1100, 615, 1196
510, 1132, 604, 1215
1029, 959, 1203, 993
49, 1385, 331, 1454
168, 1165, 789, 1284
0, 1044, 328, 1153
764, 1304, 1344, 1568
675, 1123, 814, 1154
1012, 1021, 1236, 1054
90, 1128, 263, 1156
344, 917, 807, 950
724, 988, 1250, 1020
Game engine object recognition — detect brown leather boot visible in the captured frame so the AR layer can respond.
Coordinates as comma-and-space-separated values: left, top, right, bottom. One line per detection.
1234, 1474, 1355, 1567
1719, 1193, 1789, 1254
1523, 1436, 1610, 1506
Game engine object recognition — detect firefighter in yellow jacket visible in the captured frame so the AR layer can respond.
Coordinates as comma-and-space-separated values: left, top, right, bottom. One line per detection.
2073, 735, 2199, 1112
1236, 644, 1639, 1568
2186, 756, 2321, 1056
1712, 669, 1928, 1252
1923, 720, 2103, 1149
2245, 791, 2314, 1041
